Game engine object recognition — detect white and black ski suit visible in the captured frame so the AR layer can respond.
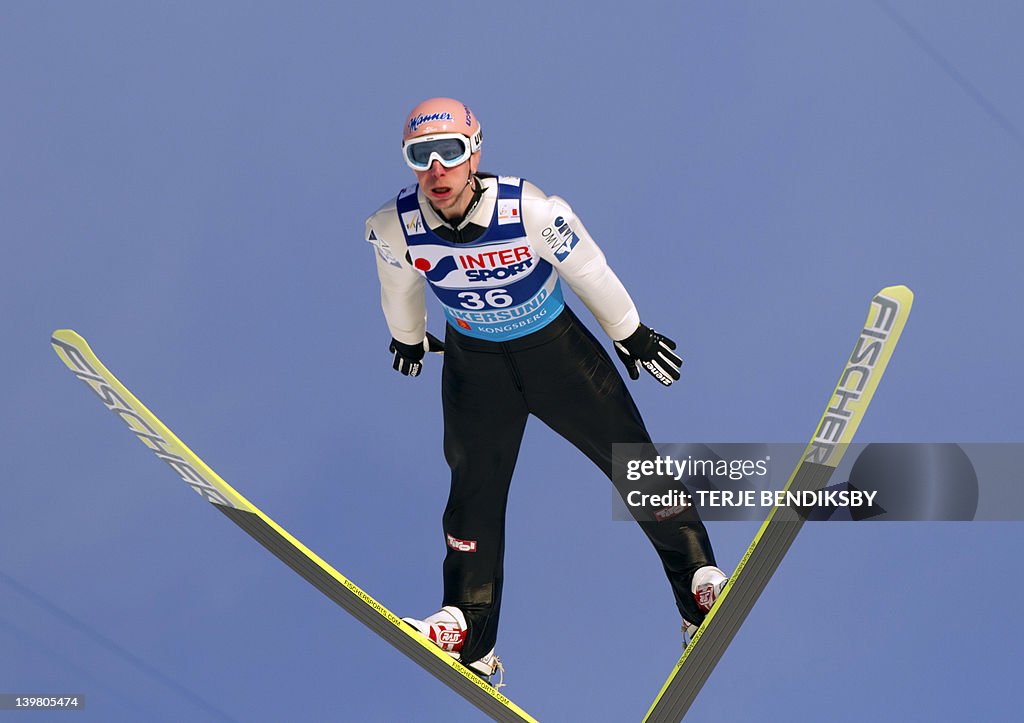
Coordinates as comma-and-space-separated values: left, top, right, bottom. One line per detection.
366, 174, 717, 663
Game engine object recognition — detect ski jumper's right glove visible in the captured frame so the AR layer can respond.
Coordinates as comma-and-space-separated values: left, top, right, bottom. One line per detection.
614, 323, 682, 386
389, 332, 445, 377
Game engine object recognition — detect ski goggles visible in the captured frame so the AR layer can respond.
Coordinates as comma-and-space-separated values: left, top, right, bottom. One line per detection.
402, 130, 482, 171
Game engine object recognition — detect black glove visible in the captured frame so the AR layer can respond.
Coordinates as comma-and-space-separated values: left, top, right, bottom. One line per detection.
613, 324, 682, 386
389, 332, 445, 377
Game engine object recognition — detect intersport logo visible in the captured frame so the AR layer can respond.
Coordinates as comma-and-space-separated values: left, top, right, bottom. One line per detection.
411, 245, 535, 284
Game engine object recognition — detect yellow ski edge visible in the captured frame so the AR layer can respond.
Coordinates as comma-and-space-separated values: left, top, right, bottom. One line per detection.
50, 329, 537, 722
641, 284, 913, 720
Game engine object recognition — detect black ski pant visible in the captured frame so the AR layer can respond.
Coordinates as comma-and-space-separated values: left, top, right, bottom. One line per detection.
440, 307, 717, 663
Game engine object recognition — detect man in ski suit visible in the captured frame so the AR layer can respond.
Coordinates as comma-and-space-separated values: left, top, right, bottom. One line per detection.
365, 98, 727, 680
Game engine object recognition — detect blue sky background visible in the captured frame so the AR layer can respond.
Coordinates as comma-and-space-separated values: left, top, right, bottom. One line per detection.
3, 2, 1022, 721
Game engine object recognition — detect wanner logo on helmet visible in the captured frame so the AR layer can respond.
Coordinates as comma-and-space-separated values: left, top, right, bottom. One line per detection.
408, 112, 453, 133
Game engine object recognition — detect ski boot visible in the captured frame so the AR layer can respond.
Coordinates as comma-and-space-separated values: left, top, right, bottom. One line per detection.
681, 567, 729, 649
403, 606, 505, 688
692, 566, 728, 614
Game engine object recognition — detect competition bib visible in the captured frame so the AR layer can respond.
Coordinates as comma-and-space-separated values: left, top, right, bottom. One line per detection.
397, 177, 564, 341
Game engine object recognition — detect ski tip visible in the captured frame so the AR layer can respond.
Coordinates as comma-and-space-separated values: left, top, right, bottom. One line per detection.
51, 330, 93, 363
51, 329, 86, 346
878, 284, 913, 298
877, 285, 914, 309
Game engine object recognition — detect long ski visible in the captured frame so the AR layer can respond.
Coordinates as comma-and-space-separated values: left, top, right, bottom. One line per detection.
51, 330, 538, 723
642, 285, 914, 722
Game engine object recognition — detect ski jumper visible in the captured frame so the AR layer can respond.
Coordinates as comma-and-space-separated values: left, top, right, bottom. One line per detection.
366, 175, 717, 663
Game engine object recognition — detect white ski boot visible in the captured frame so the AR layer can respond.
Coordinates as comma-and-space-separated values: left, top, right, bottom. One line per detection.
692, 566, 728, 614
402, 606, 504, 687
681, 567, 729, 649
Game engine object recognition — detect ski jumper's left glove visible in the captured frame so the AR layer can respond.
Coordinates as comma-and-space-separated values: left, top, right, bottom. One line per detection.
614, 324, 682, 386
389, 333, 445, 377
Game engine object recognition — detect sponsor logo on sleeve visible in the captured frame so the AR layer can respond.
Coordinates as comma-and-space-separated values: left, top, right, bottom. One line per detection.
367, 229, 402, 267
540, 215, 580, 261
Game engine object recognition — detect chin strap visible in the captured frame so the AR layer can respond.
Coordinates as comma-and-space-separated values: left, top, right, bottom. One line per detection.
425, 174, 487, 241
452, 174, 484, 228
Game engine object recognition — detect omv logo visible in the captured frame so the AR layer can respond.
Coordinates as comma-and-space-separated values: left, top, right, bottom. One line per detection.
413, 254, 458, 282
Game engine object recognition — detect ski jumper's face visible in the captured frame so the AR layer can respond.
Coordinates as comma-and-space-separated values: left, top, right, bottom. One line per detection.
413, 152, 480, 221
